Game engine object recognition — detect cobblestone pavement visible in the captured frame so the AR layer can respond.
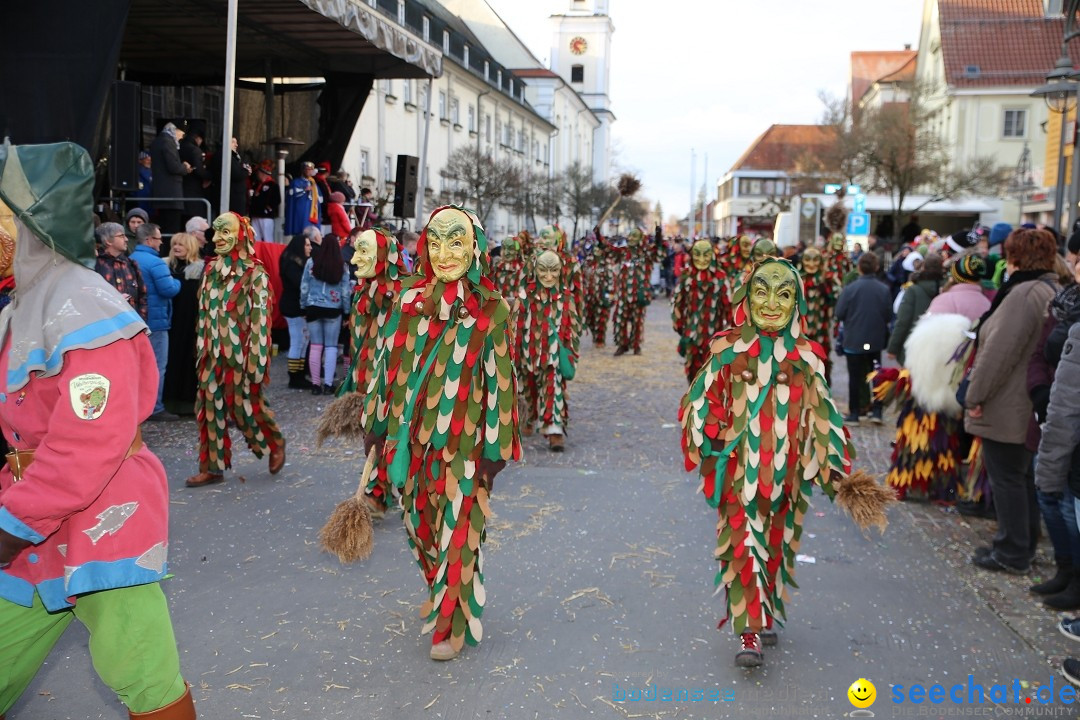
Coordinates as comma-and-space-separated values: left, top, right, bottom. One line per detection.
13, 300, 1077, 719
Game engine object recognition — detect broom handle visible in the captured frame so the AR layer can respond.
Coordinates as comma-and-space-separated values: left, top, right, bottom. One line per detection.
597, 194, 622, 227
352, 447, 378, 500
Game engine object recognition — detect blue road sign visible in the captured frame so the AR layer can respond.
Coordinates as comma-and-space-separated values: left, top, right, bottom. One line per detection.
846, 211, 870, 236
853, 194, 866, 213
824, 183, 842, 194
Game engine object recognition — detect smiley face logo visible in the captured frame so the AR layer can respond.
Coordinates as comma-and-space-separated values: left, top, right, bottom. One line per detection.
847, 678, 876, 709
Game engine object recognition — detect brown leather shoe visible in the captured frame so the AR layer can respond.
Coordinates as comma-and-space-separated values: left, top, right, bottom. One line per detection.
268, 442, 286, 475
129, 683, 196, 719
547, 434, 565, 452
185, 472, 224, 488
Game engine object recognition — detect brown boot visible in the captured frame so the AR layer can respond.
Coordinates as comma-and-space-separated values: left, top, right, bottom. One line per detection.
129, 683, 196, 719
547, 434, 565, 452
268, 440, 286, 475
613, 346, 627, 356
185, 472, 224, 488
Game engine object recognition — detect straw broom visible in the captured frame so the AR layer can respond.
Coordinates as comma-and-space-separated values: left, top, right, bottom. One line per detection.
597, 173, 642, 227
836, 469, 897, 534
319, 447, 377, 563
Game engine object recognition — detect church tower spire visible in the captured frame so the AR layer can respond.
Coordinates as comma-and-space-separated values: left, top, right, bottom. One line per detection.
549, 0, 614, 185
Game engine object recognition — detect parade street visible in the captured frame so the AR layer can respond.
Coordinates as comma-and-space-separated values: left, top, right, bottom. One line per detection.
14, 304, 1075, 719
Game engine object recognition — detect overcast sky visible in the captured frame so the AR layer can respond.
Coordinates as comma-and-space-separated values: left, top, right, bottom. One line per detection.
484, 0, 925, 221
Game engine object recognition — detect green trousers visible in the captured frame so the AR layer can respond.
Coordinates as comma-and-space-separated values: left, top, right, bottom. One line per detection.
0, 583, 187, 715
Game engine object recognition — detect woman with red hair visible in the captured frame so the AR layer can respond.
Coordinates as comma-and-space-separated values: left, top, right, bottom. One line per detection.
964, 228, 1060, 574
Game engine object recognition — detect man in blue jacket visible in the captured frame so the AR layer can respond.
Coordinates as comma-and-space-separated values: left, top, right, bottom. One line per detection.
133, 224, 182, 421
834, 252, 893, 425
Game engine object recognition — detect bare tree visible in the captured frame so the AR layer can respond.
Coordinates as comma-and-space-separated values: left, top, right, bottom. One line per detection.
506, 169, 562, 234
442, 146, 522, 226
560, 162, 607, 239
815, 83, 1008, 242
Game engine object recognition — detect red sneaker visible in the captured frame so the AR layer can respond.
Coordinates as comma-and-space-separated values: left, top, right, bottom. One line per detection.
735, 632, 763, 667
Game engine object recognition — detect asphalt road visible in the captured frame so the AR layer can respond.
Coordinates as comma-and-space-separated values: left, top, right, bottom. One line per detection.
11, 301, 1078, 719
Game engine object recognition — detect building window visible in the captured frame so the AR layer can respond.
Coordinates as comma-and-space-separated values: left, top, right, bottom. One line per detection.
463, 45, 470, 67
1003, 108, 1027, 138
383, 154, 392, 182
484, 60, 490, 80
495, 118, 502, 144
403, 79, 413, 104
422, 16, 429, 42
443, 30, 449, 55
571, 65, 584, 83
496, 70, 502, 88
438, 91, 447, 119
360, 150, 370, 178
451, 98, 460, 125
367, 0, 375, 7
485, 115, 492, 142
468, 105, 476, 132
397, 0, 405, 24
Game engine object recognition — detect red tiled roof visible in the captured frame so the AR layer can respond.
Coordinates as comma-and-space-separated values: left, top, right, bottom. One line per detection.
851, 50, 918, 103
879, 53, 918, 84
730, 125, 835, 173
511, 68, 560, 79
937, 0, 1080, 88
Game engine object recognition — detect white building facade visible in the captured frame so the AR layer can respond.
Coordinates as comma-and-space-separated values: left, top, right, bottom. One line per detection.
342, 0, 606, 238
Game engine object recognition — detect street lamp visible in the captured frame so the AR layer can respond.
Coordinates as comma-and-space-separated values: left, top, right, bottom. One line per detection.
1031, 1, 1080, 234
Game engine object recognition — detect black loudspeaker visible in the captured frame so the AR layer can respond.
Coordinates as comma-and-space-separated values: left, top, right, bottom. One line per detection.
110, 81, 141, 192
392, 154, 419, 218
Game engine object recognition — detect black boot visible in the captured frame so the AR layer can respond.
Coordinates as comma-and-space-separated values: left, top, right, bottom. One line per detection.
1045, 570, 1080, 610
287, 359, 309, 389
1031, 560, 1073, 595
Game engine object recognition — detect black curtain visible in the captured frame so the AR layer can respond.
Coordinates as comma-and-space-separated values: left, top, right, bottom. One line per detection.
299, 73, 373, 170
0, 0, 130, 154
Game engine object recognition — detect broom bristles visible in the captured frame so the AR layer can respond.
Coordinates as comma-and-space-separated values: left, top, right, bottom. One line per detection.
836, 469, 897, 534
315, 392, 368, 448
616, 173, 641, 197
319, 497, 374, 563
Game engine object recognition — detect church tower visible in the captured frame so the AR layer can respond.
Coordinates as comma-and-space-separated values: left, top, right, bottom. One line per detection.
549, 0, 614, 185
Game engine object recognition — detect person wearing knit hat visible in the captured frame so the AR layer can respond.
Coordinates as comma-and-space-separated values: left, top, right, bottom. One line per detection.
124, 207, 150, 253
984, 222, 1012, 291
327, 190, 353, 240
927, 254, 991, 321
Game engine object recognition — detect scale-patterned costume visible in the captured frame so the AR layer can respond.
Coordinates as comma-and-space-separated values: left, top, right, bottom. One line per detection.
582, 245, 615, 346
493, 232, 528, 301
607, 229, 665, 353
194, 213, 284, 472
800, 266, 839, 383
870, 313, 971, 502
718, 238, 754, 305
671, 249, 730, 382
680, 258, 855, 635
515, 273, 581, 436
823, 236, 852, 285
362, 206, 520, 652
533, 226, 585, 328
335, 227, 406, 508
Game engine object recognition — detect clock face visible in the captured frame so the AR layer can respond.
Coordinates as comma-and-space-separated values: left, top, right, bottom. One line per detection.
570, 36, 588, 55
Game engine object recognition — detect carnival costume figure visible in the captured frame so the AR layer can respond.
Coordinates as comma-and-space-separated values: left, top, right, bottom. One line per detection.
316, 227, 407, 518
824, 233, 853, 284
671, 239, 730, 381
582, 238, 615, 348
718, 235, 754, 291
799, 247, 839, 383
680, 257, 887, 668
0, 140, 195, 718
493, 232, 527, 302
869, 311, 970, 502
606, 226, 665, 356
515, 250, 581, 451
185, 212, 285, 487
362, 205, 521, 661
